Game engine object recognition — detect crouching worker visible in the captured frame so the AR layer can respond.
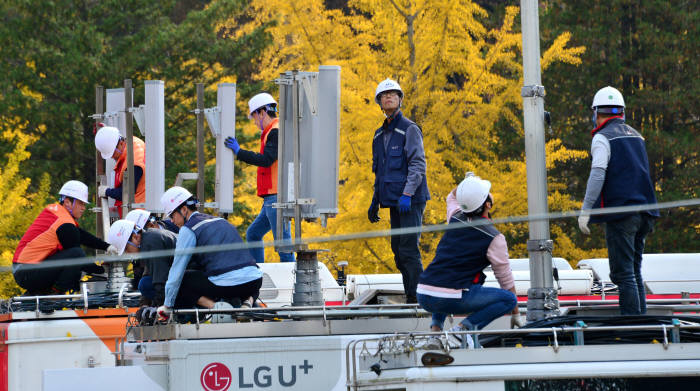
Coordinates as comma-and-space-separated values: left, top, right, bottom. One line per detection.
124, 209, 178, 300
156, 186, 263, 322
12, 180, 118, 295
108, 218, 177, 307
417, 173, 520, 349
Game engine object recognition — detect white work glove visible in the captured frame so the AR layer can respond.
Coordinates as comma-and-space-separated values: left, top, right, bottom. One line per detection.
510, 313, 524, 329
578, 211, 591, 235
156, 305, 171, 323
105, 245, 119, 255
98, 185, 109, 199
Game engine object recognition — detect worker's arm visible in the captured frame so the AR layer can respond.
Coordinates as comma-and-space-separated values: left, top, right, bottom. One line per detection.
105, 166, 143, 201
236, 129, 278, 167
582, 135, 610, 210
163, 226, 196, 308
402, 124, 426, 196
78, 227, 110, 251
486, 234, 515, 291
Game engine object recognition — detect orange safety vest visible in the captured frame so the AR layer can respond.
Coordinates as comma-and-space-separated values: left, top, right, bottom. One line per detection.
13, 203, 78, 264
257, 118, 279, 197
114, 136, 146, 215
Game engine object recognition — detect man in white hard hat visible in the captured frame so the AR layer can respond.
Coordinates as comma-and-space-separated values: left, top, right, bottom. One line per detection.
417, 173, 519, 349
94, 125, 146, 218
125, 209, 179, 234
578, 86, 658, 315
368, 79, 430, 303
156, 186, 262, 322
12, 180, 118, 295
108, 219, 177, 306
223, 92, 295, 263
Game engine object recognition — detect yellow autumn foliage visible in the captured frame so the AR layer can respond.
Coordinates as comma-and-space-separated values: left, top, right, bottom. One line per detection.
0, 119, 51, 298
234, 1, 602, 270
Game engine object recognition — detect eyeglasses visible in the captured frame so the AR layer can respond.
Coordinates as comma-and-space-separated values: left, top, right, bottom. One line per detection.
379, 91, 400, 100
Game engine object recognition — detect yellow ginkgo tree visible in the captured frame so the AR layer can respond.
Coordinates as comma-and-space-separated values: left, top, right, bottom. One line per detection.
0, 120, 50, 298
235, 1, 601, 270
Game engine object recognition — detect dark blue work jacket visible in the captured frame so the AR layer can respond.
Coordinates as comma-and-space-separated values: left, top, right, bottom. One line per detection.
372, 113, 429, 207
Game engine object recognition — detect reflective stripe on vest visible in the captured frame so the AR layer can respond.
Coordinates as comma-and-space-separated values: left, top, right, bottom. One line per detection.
13, 204, 78, 264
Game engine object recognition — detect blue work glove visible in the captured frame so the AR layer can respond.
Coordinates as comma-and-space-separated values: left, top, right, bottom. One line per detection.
368, 199, 380, 223
398, 194, 412, 213
224, 136, 240, 154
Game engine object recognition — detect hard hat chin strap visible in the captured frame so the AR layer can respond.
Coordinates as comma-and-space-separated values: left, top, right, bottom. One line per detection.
60, 196, 77, 218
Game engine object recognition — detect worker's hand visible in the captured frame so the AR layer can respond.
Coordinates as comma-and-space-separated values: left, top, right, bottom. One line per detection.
398, 194, 412, 213
98, 185, 109, 199
510, 313, 524, 329
578, 211, 591, 235
156, 305, 171, 323
106, 244, 120, 255
224, 136, 240, 154
368, 200, 380, 223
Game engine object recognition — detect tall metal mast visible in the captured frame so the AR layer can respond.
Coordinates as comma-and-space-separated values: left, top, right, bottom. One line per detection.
520, 0, 559, 321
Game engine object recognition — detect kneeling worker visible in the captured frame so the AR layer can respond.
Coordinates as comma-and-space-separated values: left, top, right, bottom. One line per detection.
156, 186, 263, 321
108, 218, 177, 306
12, 180, 118, 294
417, 173, 520, 348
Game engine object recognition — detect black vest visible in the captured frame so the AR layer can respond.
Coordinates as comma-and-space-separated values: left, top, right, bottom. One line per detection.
419, 214, 498, 289
184, 212, 256, 277
591, 118, 659, 223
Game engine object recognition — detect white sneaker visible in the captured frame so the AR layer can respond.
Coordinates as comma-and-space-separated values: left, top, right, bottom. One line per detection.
241, 296, 254, 309
447, 325, 475, 349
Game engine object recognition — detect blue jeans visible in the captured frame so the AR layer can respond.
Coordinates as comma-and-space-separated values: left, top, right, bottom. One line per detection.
605, 213, 655, 315
389, 202, 425, 300
246, 194, 295, 263
417, 284, 517, 330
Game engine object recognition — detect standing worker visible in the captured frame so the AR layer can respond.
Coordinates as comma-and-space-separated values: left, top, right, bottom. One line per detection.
156, 186, 262, 322
367, 79, 430, 303
94, 125, 146, 217
12, 180, 118, 295
417, 173, 519, 348
578, 86, 658, 315
223, 92, 295, 263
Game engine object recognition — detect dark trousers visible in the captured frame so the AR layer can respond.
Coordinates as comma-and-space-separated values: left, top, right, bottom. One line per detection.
605, 213, 655, 315
389, 202, 425, 300
174, 270, 262, 309
13, 247, 86, 293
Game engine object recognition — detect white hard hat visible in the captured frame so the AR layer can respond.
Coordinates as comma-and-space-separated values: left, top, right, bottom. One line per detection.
591, 86, 625, 109
107, 219, 136, 256
248, 93, 277, 118
161, 186, 193, 217
95, 126, 122, 160
59, 180, 89, 203
455, 172, 491, 213
375, 79, 403, 104
125, 209, 151, 230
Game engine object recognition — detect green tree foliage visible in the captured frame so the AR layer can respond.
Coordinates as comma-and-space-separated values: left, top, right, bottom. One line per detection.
540, 2, 700, 252
0, 0, 270, 230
